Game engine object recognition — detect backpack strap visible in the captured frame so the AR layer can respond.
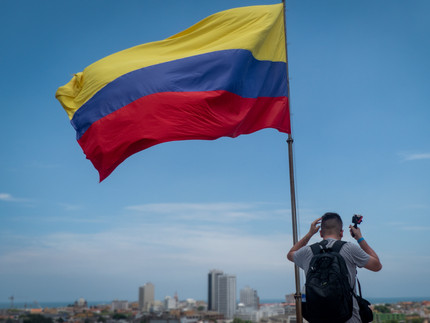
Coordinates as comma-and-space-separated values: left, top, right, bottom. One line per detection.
310, 240, 346, 255
356, 277, 363, 297
310, 242, 323, 255
331, 240, 347, 253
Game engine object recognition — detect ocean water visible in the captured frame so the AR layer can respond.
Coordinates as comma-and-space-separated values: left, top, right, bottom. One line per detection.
367, 296, 430, 305
261, 297, 430, 304
1, 297, 429, 309
262, 297, 430, 305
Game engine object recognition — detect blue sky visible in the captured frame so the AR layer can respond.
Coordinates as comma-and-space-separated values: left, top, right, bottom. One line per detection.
1, 0, 429, 304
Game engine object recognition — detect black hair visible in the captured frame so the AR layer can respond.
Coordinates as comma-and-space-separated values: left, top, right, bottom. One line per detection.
321, 212, 343, 236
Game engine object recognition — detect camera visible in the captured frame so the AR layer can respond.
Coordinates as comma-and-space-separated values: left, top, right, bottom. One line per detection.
351, 214, 363, 237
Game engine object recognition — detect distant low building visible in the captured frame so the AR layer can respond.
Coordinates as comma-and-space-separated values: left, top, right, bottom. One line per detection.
164, 296, 177, 310
285, 293, 295, 304
111, 300, 129, 311
152, 300, 164, 313
74, 298, 88, 308
240, 286, 259, 310
236, 302, 286, 322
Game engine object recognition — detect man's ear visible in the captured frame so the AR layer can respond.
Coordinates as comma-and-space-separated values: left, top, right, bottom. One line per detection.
340, 230, 344, 238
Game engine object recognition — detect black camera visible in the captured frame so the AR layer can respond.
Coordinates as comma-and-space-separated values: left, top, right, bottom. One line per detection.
351, 214, 363, 237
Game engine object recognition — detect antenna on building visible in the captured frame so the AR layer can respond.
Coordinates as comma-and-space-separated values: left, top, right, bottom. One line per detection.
9, 296, 14, 309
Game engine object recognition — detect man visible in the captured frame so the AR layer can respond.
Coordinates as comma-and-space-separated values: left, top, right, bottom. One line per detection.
287, 212, 382, 323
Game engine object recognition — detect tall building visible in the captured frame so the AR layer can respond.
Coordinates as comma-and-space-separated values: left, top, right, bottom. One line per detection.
208, 269, 223, 311
240, 286, 259, 309
218, 274, 237, 319
139, 282, 155, 312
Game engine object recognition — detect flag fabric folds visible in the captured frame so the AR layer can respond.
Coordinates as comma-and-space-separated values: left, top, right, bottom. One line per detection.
56, 3, 290, 181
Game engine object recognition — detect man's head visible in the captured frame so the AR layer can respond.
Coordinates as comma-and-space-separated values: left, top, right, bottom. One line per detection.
320, 212, 343, 239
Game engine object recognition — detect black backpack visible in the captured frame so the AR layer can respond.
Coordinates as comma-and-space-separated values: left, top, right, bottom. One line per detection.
303, 240, 353, 323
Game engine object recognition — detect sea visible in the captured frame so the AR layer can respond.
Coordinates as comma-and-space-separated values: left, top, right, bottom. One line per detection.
262, 297, 430, 305
1, 297, 429, 310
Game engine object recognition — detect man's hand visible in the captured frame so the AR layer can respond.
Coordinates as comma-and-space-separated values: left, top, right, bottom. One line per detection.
309, 217, 322, 236
349, 225, 382, 271
349, 225, 362, 240
287, 217, 321, 262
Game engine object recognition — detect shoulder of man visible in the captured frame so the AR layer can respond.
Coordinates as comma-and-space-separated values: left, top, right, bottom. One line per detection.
295, 244, 313, 258
339, 240, 370, 268
293, 244, 314, 269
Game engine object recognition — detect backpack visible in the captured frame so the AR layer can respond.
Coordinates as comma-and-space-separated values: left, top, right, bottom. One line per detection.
303, 240, 353, 323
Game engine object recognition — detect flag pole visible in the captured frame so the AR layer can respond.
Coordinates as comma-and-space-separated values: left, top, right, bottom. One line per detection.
287, 134, 303, 323
281, 1, 303, 323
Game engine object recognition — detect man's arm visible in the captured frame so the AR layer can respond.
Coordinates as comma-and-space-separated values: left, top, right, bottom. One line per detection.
349, 225, 382, 272
287, 217, 321, 262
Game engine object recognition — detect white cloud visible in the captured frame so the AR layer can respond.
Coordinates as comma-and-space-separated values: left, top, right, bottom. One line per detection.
126, 202, 254, 213
0, 222, 293, 282
386, 221, 430, 231
0, 202, 294, 271
0, 193, 29, 202
0, 202, 305, 300
125, 202, 280, 223
402, 226, 430, 231
0, 193, 14, 201
400, 152, 430, 161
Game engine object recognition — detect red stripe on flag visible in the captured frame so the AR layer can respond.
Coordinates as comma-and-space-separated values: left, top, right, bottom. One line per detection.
78, 90, 290, 181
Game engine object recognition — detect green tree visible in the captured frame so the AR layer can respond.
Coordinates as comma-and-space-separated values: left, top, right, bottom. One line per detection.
408, 319, 424, 323
233, 318, 252, 323
112, 313, 127, 320
23, 314, 53, 323
374, 305, 391, 313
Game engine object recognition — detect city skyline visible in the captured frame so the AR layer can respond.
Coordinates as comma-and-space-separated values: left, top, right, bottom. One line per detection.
1, 0, 429, 303
2, 295, 428, 323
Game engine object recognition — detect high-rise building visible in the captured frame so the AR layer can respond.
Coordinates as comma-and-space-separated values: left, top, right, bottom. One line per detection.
138, 282, 155, 312
208, 270, 237, 318
208, 269, 223, 311
218, 274, 237, 319
240, 286, 259, 309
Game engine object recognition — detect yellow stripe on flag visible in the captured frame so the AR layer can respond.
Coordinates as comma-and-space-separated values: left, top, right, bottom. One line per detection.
56, 4, 285, 120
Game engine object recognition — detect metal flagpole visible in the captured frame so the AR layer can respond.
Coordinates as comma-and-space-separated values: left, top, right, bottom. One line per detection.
287, 134, 303, 323
281, 1, 303, 323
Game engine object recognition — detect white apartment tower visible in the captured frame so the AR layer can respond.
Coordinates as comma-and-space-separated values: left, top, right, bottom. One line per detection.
139, 282, 155, 312
218, 274, 237, 319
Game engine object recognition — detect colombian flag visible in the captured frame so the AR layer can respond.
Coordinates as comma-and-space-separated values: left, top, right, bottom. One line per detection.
56, 3, 290, 181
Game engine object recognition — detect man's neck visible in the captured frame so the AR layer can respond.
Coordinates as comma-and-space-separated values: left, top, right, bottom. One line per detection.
322, 235, 341, 240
